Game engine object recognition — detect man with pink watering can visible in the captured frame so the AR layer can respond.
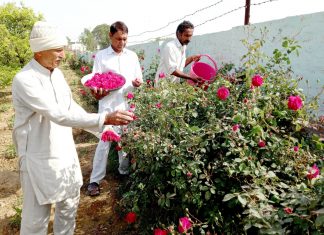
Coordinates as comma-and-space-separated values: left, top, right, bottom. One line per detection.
154, 20, 203, 86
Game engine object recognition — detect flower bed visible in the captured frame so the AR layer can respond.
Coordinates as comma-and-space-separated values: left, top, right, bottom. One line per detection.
117, 36, 323, 234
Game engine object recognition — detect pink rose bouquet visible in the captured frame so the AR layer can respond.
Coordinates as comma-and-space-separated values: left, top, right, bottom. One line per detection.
101, 130, 121, 142
84, 71, 126, 90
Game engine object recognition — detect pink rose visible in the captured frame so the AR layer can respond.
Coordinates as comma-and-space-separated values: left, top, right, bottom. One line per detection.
284, 207, 293, 214
217, 86, 230, 100
307, 164, 320, 179
287, 95, 303, 111
159, 72, 166, 79
127, 92, 135, 99
178, 217, 192, 233
252, 74, 264, 87
101, 130, 121, 142
129, 103, 136, 112
232, 124, 240, 132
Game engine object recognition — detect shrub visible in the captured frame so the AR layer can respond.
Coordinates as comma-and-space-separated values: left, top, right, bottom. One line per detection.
119, 35, 323, 234
0, 65, 20, 89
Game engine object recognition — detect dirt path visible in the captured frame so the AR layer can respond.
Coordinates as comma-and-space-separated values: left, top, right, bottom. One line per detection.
0, 65, 136, 234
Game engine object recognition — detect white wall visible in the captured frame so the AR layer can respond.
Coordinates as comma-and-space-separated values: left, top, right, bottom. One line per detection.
130, 12, 324, 116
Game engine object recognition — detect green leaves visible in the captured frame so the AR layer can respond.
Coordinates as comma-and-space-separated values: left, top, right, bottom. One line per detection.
118, 34, 322, 234
0, 3, 42, 88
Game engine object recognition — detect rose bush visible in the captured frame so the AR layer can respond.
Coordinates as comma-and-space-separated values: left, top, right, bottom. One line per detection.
118, 35, 323, 234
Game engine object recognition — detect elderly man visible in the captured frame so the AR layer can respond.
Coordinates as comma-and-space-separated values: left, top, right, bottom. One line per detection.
154, 20, 202, 86
12, 21, 134, 235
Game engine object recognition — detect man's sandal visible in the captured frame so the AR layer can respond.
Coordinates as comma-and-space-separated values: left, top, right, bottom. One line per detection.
87, 182, 100, 196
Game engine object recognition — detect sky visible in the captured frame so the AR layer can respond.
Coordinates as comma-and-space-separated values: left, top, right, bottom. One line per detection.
2, 0, 324, 45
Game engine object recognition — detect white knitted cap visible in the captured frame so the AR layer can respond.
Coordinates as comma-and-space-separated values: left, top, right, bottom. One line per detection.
29, 21, 67, 52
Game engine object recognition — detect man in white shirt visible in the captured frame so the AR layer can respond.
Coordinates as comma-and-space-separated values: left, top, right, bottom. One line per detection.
12, 21, 134, 235
84, 21, 143, 196
154, 20, 203, 86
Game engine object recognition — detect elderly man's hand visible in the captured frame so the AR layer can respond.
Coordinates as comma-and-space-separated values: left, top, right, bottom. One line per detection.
104, 110, 134, 125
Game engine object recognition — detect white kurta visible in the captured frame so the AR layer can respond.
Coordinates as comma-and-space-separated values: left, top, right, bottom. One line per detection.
82, 46, 143, 181
91, 46, 143, 113
12, 59, 106, 205
154, 38, 187, 86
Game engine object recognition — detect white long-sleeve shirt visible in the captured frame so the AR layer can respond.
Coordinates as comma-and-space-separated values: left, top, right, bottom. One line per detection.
90, 46, 143, 113
154, 38, 187, 86
12, 59, 106, 204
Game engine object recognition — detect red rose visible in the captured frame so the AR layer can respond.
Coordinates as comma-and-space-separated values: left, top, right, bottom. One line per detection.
154, 228, 168, 235
258, 140, 266, 148
115, 145, 122, 151
124, 211, 136, 224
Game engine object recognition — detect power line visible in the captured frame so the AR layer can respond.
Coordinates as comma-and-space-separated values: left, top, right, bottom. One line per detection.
128, 0, 224, 38
128, 0, 278, 45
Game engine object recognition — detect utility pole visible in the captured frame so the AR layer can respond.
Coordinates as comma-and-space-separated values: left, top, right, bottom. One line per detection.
244, 0, 251, 25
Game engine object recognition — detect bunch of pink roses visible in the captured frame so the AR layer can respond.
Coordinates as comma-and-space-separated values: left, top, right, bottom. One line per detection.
84, 71, 126, 90
101, 130, 121, 142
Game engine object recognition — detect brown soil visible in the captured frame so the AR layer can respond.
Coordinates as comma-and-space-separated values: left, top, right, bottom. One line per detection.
0, 65, 137, 235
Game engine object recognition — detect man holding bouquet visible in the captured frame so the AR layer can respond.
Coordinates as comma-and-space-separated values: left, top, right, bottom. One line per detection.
83, 21, 143, 196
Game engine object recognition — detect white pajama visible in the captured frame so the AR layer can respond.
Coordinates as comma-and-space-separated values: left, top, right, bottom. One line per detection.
20, 156, 80, 235
90, 139, 129, 183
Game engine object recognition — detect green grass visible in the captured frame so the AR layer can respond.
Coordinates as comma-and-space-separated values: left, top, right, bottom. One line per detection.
7, 114, 14, 129
4, 144, 16, 159
9, 205, 22, 229
0, 103, 10, 112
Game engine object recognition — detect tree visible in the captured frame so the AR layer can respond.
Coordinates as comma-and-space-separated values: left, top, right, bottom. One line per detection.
0, 2, 43, 66
79, 28, 96, 51
0, 2, 43, 88
92, 24, 110, 50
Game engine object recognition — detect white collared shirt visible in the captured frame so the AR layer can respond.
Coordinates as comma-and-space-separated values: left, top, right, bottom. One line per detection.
91, 46, 143, 113
154, 38, 186, 85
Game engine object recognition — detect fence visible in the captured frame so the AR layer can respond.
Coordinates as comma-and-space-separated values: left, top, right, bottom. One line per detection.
130, 11, 324, 116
